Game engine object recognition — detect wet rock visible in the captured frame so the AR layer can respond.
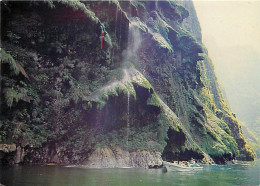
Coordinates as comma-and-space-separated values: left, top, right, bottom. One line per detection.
130, 150, 162, 168
14, 146, 26, 164
0, 144, 17, 164
0, 144, 16, 153
83, 147, 163, 168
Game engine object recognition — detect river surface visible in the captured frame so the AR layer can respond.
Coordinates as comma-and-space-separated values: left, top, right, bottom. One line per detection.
0, 160, 259, 186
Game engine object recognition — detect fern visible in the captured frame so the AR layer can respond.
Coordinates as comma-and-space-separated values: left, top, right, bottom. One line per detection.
3, 87, 30, 107
45, 0, 99, 23
16, 62, 29, 79
0, 49, 29, 79
0, 49, 19, 75
45, 0, 114, 47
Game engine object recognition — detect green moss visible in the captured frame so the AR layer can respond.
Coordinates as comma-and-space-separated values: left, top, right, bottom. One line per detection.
130, 17, 148, 33
175, 3, 189, 20
89, 67, 155, 109
122, 61, 135, 68
89, 117, 169, 152
130, 1, 146, 10
54, 0, 99, 23
131, 69, 152, 90
175, 28, 204, 61
147, 93, 161, 107
200, 108, 239, 156
150, 32, 173, 52
1, 0, 255, 162
112, 0, 131, 22
52, 0, 113, 47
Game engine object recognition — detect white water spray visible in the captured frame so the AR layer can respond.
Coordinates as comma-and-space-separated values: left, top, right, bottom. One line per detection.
123, 22, 142, 149
126, 91, 130, 148
123, 22, 142, 62
115, 6, 119, 35
118, 11, 123, 49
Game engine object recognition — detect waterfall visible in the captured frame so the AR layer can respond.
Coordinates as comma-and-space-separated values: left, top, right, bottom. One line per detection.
95, 109, 102, 133
123, 20, 142, 149
126, 91, 130, 148
111, 6, 119, 67
115, 5, 119, 37
118, 11, 122, 49
123, 22, 142, 63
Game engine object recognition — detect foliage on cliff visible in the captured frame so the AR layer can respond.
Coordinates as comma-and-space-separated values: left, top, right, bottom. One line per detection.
0, 0, 255, 164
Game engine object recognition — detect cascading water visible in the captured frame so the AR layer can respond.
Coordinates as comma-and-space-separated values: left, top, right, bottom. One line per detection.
123, 20, 142, 149
118, 11, 122, 49
95, 110, 101, 132
123, 22, 142, 62
126, 91, 130, 148
115, 5, 119, 36
111, 5, 119, 67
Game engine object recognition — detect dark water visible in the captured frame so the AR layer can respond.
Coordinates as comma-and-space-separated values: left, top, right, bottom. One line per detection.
0, 160, 259, 186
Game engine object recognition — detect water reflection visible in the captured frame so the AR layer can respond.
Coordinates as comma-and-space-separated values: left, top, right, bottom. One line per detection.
0, 160, 259, 186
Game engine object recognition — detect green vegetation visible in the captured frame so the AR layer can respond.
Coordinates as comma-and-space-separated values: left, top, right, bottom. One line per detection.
175, 28, 204, 63
46, 0, 99, 23
0, 49, 28, 78
0, 0, 255, 165
130, 17, 148, 33
91, 121, 167, 153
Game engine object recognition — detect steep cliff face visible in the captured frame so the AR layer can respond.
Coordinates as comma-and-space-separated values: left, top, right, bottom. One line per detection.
178, 1, 255, 161
0, 0, 255, 166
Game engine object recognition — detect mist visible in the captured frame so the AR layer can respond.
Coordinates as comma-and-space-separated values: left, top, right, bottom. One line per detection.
123, 23, 142, 63
194, 1, 260, 133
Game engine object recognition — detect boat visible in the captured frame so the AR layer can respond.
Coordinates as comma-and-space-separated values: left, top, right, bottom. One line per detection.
163, 161, 203, 172
45, 163, 57, 166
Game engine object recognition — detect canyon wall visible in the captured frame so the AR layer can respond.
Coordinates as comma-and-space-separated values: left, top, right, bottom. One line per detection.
0, 0, 255, 167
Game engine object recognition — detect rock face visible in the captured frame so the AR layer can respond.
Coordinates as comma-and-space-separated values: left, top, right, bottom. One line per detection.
83, 147, 162, 168
0, 144, 16, 153
0, 0, 255, 166
0, 144, 16, 164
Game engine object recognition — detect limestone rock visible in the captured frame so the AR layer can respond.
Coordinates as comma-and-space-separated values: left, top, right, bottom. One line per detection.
83, 147, 163, 168
14, 146, 26, 164
0, 144, 16, 153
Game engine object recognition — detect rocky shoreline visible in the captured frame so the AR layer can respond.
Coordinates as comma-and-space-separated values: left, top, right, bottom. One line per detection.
1, 144, 234, 168
81, 147, 163, 168
0, 144, 163, 168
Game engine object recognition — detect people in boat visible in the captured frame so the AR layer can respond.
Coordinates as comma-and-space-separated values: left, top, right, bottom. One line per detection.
169, 159, 201, 167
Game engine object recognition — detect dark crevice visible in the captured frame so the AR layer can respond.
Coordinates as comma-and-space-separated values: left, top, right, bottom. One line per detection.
162, 127, 203, 161
211, 153, 235, 164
